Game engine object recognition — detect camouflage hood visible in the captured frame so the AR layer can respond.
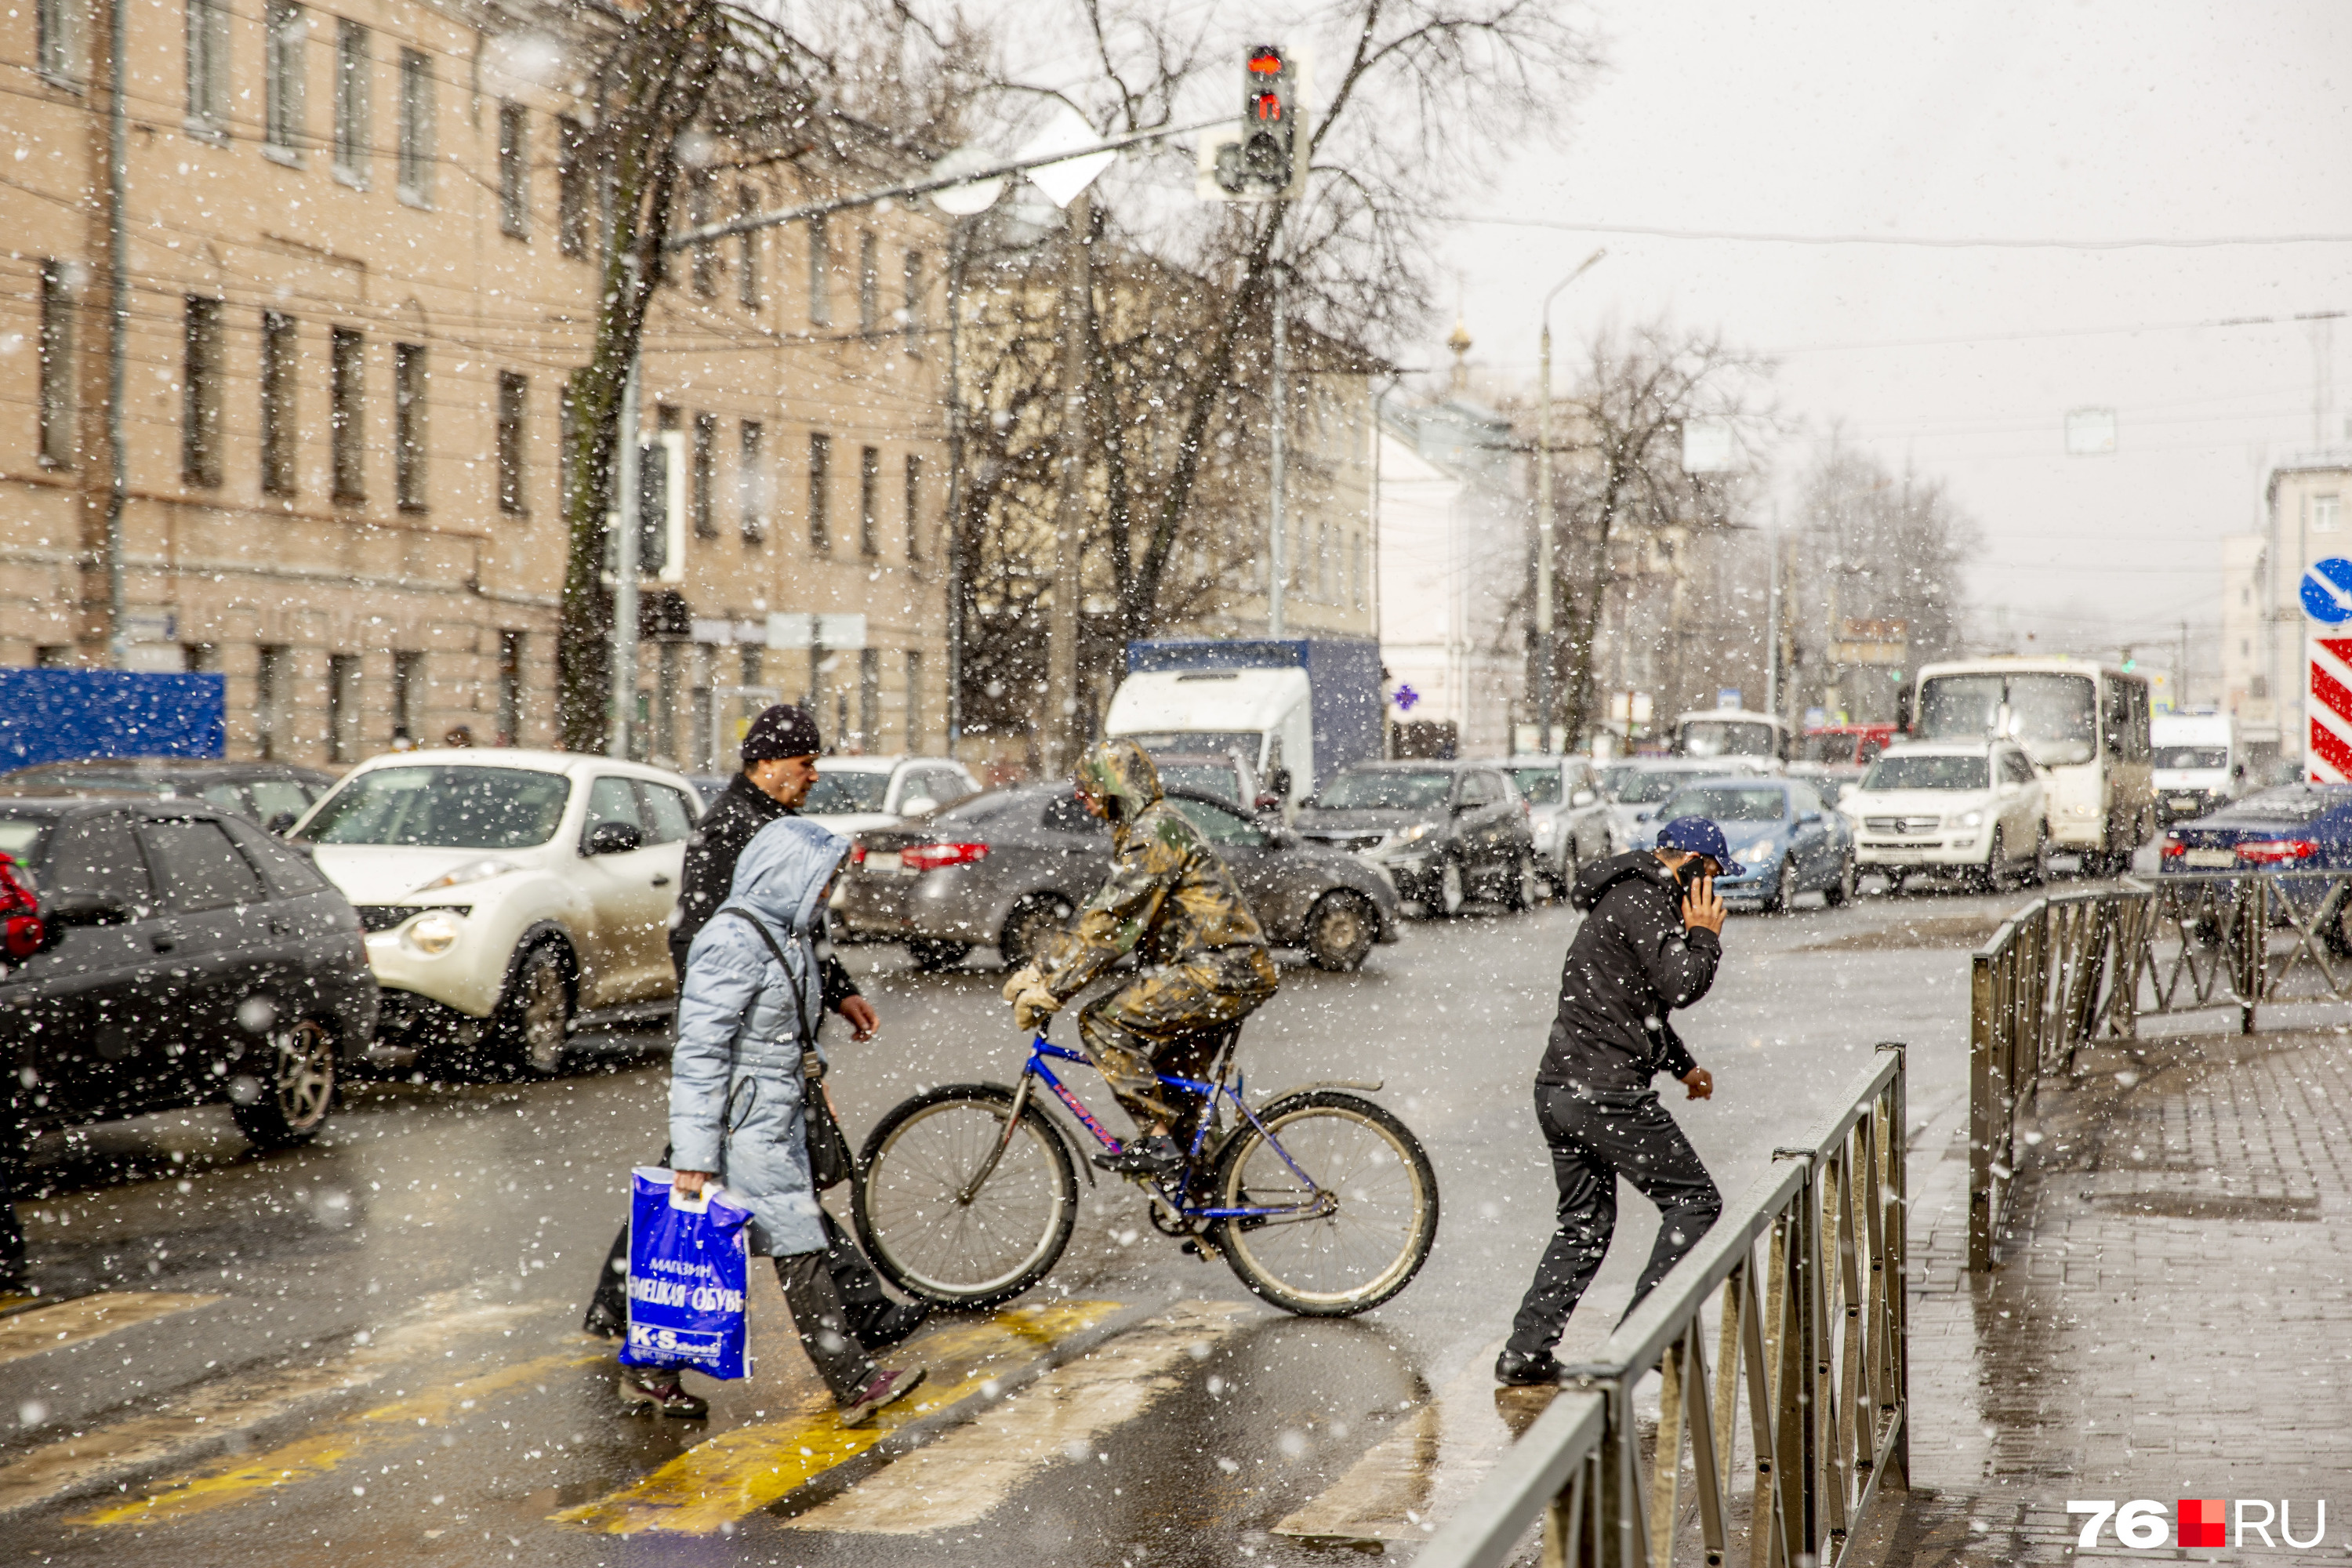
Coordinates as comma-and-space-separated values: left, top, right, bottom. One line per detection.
1076, 738, 1163, 829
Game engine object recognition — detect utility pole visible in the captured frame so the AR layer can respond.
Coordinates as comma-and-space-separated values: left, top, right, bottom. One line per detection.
1044, 192, 1090, 775
1765, 498, 1780, 720
1269, 262, 1287, 637
608, 351, 641, 759
103, 0, 130, 670
943, 223, 968, 753
2179, 618, 2190, 710
1535, 249, 1604, 752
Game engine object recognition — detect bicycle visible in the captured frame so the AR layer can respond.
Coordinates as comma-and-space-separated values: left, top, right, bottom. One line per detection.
851, 1029, 1439, 1317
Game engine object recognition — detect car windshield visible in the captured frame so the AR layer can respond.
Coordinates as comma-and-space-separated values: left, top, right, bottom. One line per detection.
2205, 786, 2347, 826
1122, 731, 1261, 763
1660, 786, 1788, 823
804, 772, 891, 813
1508, 768, 1564, 805
1312, 770, 1454, 811
0, 817, 51, 866
2, 768, 172, 794
1156, 764, 1242, 804
1863, 754, 1990, 791
1915, 672, 2097, 766
2155, 746, 2229, 770
1679, 720, 1776, 757
1602, 768, 1705, 804
296, 766, 572, 848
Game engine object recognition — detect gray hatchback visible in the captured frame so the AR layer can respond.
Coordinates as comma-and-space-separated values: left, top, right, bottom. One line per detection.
834, 784, 1403, 973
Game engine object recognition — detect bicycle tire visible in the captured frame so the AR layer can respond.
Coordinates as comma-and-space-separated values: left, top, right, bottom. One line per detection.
852, 1082, 1079, 1309
1208, 1090, 1439, 1317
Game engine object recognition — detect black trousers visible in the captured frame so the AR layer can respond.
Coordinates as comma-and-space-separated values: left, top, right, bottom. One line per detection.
1506, 1083, 1722, 1359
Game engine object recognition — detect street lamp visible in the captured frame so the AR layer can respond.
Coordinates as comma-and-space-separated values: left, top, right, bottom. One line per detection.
1534, 248, 1605, 753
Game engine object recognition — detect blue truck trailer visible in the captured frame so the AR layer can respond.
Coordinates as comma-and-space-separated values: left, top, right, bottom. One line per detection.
1105, 637, 1385, 804
0, 669, 227, 771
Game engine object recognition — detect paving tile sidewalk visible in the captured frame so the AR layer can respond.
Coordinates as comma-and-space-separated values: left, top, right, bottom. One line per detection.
1869, 1026, 2352, 1566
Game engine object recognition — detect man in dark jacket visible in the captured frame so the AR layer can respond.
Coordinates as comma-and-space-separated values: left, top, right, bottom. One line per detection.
1497, 815, 1732, 1385
584, 704, 923, 1354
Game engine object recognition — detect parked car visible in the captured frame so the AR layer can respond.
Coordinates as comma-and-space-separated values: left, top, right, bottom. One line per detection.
800, 756, 982, 837
1839, 740, 2050, 891
836, 784, 1403, 972
1596, 758, 1737, 854
1798, 724, 1897, 768
1504, 755, 1613, 895
1291, 761, 1537, 916
1649, 776, 1857, 912
2158, 784, 2352, 881
288, 749, 701, 1075
0, 796, 376, 1151
0, 758, 339, 833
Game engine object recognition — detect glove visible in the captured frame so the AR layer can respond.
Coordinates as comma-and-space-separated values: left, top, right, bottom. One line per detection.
1001, 964, 1044, 1004
1011, 984, 1062, 1034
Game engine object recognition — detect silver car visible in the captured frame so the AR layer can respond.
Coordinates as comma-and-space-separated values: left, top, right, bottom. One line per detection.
1596, 758, 1737, 854
834, 783, 1403, 973
1503, 755, 1613, 895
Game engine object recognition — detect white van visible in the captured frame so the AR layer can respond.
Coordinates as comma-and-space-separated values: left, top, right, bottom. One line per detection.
1104, 667, 1314, 807
2151, 712, 2240, 824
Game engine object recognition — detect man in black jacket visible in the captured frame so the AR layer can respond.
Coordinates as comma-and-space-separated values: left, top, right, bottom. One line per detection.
584, 704, 924, 1356
1497, 815, 1732, 1386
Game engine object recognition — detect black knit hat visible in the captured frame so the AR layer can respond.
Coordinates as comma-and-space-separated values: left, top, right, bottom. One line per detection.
741, 703, 822, 764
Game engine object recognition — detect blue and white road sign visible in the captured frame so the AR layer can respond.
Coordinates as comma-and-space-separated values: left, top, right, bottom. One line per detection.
2303, 557, 2352, 623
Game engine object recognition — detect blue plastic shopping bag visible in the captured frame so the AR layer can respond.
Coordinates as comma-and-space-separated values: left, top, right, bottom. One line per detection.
619, 1166, 753, 1380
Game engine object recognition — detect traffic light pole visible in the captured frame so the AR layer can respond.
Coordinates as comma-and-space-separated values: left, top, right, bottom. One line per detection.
1535, 250, 1604, 753
1269, 262, 1287, 639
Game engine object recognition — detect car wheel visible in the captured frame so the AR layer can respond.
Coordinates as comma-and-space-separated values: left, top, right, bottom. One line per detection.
906, 938, 973, 972
1973, 827, 2006, 894
1763, 858, 1796, 914
1436, 856, 1467, 918
1502, 855, 1539, 913
497, 942, 574, 1078
999, 896, 1073, 971
1303, 891, 1378, 972
2024, 826, 2052, 887
1824, 852, 1857, 907
227, 1018, 337, 1150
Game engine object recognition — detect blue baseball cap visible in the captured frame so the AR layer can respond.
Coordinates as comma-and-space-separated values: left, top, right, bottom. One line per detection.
1656, 815, 1744, 877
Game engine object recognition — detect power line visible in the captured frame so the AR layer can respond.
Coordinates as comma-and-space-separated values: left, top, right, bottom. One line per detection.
1436, 212, 2352, 252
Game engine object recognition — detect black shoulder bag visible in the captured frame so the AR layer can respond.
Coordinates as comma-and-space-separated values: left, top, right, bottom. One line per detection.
718, 908, 858, 1191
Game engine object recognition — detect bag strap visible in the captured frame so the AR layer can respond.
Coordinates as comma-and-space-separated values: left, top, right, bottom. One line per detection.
718, 907, 814, 1039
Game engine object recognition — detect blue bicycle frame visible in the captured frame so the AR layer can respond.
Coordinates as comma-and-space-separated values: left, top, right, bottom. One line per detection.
1003, 1034, 1332, 1224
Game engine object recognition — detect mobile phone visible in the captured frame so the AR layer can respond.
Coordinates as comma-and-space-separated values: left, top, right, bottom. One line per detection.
1675, 858, 1708, 895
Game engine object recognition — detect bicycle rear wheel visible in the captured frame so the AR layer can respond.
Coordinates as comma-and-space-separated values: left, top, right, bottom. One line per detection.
1208, 1090, 1439, 1316
853, 1083, 1079, 1309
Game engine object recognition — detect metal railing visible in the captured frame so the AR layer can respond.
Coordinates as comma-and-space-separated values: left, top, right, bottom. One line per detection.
1968, 869, 2352, 1269
1414, 1046, 1909, 1568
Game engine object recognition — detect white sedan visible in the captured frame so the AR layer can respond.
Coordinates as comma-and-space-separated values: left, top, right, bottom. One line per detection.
800, 755, 982, 837
1840, 740, 2049, 891
290, 750, 702, 1075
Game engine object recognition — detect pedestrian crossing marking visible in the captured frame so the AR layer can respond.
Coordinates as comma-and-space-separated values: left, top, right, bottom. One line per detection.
786, 1299, 1253, 1534
551, 1298, 1126, 1536
0, 1293, 223, 1367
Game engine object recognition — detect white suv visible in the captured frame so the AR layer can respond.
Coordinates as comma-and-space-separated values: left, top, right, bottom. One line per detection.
800, 755, 981, 837
1841, 740, 2049, 891
289, 750, 702, 1075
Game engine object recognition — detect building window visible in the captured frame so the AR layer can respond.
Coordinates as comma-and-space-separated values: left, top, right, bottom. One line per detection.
557, 118, 590, 258
858, 445, 880, 557
181, 296, 223, 487
497, 631, 524, 745
904, 649, 922, 750
333, 20, 368, 184
902, 249, 924, 353
330, 328, 364, 501
396, 49, 434, 205
691, 413, 717, 539
808, 434, 831, 552
807, 216, 830, 326
186, 0, 228, 136
857, 231, 878, 334
2318, 495, 2343, 535
497, 372, 528, 515
393, 343, 426, 510
903, 454, 923, 562
391, 651, 423, 742
38, 261, 74, 469
688, 170, 717, 297
260, 311, 298, 495
498, 103, 528, 237
739, 421, 765, 545
737, 186, 760, 310
38, 0, 85, 85
264, 2, 305, 157
256, 644, 288, 759
328, 654, 361, 761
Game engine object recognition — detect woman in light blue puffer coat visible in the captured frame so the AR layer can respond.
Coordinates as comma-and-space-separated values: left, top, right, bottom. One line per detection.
621, 815, 926, 1425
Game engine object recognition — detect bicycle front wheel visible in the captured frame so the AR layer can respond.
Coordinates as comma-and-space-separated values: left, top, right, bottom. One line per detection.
853, 1083, 1078, 1308
1209, 1090, 1439, 1316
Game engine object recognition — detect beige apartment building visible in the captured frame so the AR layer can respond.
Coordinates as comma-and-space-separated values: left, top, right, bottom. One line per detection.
2220, 450, 2352, 770
1, 0, 952, 772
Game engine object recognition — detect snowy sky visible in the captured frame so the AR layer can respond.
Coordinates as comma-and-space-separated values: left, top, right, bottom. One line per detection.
1432, 0, 2352, 672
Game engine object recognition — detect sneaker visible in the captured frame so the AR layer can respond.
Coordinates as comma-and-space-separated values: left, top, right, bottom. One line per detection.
857, 1299, 933, 1352
839, 1364, 927, 1427
1494, 1348, 1566, 1387
617, 1366, 710, 1419
1091, 1134, 1185, 1178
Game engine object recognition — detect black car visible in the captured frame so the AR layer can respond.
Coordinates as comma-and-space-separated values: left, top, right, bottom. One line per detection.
1293, 760, 1538, 916
837, 783, 1405, 972
0, 797, 376, 1152
0, 758, 339, 833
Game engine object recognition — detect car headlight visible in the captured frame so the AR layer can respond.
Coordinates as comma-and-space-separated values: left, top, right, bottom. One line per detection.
402, 909, 465, 956
1533, 819, 1556, 844
412, 857, 521, 893
1388, 823, 1436, 847
1949, 810, 1984, 829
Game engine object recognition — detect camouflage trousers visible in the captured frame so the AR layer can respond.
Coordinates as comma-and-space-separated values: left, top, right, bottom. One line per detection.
1076, 946, 1280, 1128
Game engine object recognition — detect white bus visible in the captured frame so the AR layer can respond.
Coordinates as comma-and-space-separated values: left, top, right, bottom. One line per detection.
1901, 658, 2154, 873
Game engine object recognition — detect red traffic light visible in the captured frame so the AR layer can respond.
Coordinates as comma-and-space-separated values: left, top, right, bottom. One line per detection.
1248, 48, 1284, 74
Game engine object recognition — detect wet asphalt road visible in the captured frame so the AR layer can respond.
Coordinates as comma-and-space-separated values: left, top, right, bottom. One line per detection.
1, 869, 2061, 1566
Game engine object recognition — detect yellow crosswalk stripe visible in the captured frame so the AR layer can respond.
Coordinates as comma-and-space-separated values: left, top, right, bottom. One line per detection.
786, 1299, 1254, 1534
0, 1294, 223, 1367
550, 1298, 1126, 1537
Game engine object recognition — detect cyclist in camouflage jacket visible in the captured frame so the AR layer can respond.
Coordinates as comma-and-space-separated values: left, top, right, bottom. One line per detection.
1002, 738, 1279, 1176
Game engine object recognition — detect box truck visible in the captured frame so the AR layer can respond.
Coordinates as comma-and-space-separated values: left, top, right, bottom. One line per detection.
1105, 638, 1384, 808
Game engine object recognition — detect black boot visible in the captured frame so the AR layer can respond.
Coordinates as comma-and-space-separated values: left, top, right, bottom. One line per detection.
1495, 1347, 1566, 1387
1093, 1133, 1184, 1178
857, 1299, 933, 1352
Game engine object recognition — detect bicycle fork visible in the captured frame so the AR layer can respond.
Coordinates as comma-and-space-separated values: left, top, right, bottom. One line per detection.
956, 1071, 1039, 1206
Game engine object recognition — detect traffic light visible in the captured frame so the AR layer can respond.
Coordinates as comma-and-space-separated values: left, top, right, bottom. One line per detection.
1205, 45, 1306, 201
